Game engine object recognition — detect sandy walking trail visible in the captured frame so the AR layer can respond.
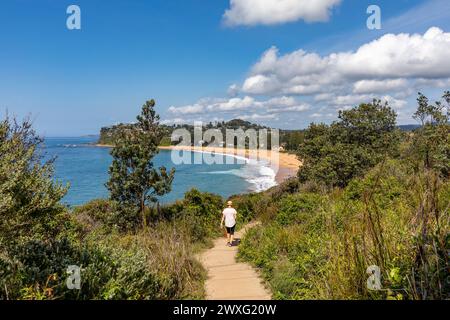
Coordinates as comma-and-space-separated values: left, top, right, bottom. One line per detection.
198, 222, 271, 300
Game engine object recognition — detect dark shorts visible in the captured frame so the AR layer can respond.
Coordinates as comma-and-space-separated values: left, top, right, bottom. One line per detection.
226, 225, 236, 235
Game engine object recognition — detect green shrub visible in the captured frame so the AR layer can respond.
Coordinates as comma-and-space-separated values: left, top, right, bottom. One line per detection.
1, 227, 206, 300
230, 193, 264, 226
239, 157, 449, 300
238, 225, 278, 270
0, 116, 68, 246
1, 237, 89, 300
276, 193, 323, 226
73, 199, 116, 226
179, 189, 224, 243
298, 101, 400, 188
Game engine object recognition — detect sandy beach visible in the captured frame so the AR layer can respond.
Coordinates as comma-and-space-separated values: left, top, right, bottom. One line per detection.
96, 144, 301, 184
159, 145, 301, 184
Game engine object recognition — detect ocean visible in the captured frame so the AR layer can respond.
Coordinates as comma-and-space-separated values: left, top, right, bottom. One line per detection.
43, 137, 276, 206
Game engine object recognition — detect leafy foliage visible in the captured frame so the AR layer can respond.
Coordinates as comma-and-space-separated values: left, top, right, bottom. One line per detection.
174, 189, 224, 243
238, 93, 449, 300
0, 117, 68, 246
2, 92, 448, 301
106, 100, 175, 229
239, 159, 449, 300
275, 193, 323, 226
298, 100, 400, 187
409, 91, 450, 176
0, 113, 208, 300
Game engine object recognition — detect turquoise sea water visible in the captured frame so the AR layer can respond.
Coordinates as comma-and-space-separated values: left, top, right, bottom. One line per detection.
44, 137, 275, 206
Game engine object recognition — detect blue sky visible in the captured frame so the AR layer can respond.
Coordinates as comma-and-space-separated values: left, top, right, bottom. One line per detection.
1, 0, 450, 136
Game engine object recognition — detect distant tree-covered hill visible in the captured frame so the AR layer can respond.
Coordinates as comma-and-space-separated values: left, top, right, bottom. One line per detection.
98, 120, 422, 151
98, 119, 305, 151
398, 124, 421, 131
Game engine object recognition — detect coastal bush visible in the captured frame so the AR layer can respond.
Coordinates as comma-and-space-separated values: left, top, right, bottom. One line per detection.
275, 193, 323, 226
0, 116, 68, 246
240, 156, 449, 300
0, 114, 207, 300
0, 116, 74, 299
298, 100, 400, 188
409, 91, 450, 177
74, 188, 226, 243
230, 193, 265, 226
67, 188, 225, 298
239, 94, 450, 300
238, 215, 329, 299
1, 236, 100, 300
79, 233, 201, 300
230, 179, 303, 224
4, 91, 448, 301
1, 221, 206, 300
72, 199, 117, 231
73, 199, 142, 233
178, 189, 224, 243
76, 221, 205, 300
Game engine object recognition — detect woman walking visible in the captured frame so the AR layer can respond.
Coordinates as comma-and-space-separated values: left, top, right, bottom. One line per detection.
221, 200, 237, 247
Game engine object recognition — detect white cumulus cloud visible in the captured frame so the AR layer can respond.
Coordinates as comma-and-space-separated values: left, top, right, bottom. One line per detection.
240, 113, 278, 121
241, 27, 450, 98
167, 27, 450, 127
168, 104, 205, 115
168, 95, 310, 118
353, 79, 409, 94
234, 27, 450, 116
223, 0, 341, 26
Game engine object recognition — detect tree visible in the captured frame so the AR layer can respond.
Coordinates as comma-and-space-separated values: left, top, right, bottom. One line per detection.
411, 91, 450, 176
281, 130, 305, 151
0, 116, 68, 246
408, 92, 450, 298
298, 100, 400, 187
106, 100, 175, 227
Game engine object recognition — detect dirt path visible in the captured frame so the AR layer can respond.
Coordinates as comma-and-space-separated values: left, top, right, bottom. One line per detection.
198, 222, 271, 300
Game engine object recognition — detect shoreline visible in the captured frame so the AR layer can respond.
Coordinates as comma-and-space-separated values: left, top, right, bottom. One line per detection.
96, 143, 301, 185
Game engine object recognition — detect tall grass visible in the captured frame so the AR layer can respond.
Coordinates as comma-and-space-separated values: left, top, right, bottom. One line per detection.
236, 160, 449, 300
1, 189, 225, 300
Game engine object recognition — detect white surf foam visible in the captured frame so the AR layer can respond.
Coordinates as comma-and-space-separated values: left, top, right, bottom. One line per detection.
247, 164, 277, 192
194, 150, 277, 193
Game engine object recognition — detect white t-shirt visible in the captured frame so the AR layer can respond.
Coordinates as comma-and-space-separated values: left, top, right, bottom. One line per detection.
222, 208, 237, 227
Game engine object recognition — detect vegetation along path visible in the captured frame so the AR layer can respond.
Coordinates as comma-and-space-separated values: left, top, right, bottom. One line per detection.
198, 222, 271, 300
